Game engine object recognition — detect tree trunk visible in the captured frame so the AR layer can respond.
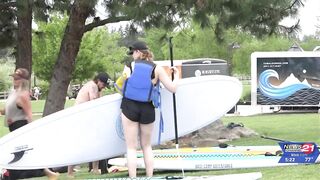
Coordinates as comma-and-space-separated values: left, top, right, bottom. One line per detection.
43, 0, 94, 116
16, 0, 33, 75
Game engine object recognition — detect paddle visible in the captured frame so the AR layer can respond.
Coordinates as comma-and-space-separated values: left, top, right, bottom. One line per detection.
168, 36, 184, 177
261, 135, 320, 149
260, 135, 290, 142
168, 37, 179, 146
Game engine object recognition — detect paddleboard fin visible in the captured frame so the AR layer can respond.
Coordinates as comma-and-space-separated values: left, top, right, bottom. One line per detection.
9, 151, 25, 164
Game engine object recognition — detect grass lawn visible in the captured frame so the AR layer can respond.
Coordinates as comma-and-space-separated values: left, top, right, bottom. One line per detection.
30, 99, 75, 113
62, 113, 319, 180
0, 100, 319, 179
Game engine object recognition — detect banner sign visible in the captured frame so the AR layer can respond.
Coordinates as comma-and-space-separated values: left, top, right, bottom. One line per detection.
250, 52, 320, 106
279, 142, 319, 163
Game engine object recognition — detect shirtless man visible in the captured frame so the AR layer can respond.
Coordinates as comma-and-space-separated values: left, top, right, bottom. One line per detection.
67, 72, 110, 178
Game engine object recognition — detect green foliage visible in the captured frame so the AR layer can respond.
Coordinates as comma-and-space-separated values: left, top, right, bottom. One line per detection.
0, 60, 15, 91
144, 28, 168, 60
32, 14, 67, 81
0, 0, 16, 48
34, 80, 49, 100
231, 35, 293, 75
138, 18, 319, 77
74, 28, 127, 83
188, 0, 303, 42
32, 14, 127, 83
300, 36, 320, 51
105, 0, 303, 44
170, 29, 218, 60
144, 18, 229, 61
240, 84, 251, 103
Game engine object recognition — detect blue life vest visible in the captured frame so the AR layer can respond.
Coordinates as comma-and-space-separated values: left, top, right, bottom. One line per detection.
123, 60, 155, 102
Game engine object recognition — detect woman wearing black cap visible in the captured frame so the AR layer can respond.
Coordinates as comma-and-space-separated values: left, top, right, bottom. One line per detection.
120, 40, 179, 178
0, 68, 59, 180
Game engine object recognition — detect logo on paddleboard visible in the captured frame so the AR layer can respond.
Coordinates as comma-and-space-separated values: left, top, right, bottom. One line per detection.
115, 114, 125, 141
194, 69, 221, 77
9, 145, 33, 164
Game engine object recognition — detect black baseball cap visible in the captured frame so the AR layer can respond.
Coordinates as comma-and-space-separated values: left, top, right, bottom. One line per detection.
127, 40, 148, 55
97, 72, 110, 85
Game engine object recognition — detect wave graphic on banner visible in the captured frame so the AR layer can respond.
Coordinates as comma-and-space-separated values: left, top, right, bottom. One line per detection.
259, 69, 311, 99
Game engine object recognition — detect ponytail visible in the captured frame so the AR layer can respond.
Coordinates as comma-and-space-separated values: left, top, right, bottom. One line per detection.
140, 50, 154, 62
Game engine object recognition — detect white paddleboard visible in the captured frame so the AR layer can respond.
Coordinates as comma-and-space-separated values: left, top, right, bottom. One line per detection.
109, 154, 301, 170
0, 75, 242, 169
141, 146, 282, 157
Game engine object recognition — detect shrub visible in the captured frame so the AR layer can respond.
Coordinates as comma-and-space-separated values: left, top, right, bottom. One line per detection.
0, 60, 15, 91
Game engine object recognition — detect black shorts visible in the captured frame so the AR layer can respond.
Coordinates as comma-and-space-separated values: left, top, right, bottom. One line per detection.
121, 97, 155, 124
9, 120, 28, 132
7, 169, 45, 179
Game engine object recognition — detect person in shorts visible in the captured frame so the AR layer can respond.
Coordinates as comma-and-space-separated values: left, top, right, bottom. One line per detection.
120, 40, 180, 178
0, 68, 59, 180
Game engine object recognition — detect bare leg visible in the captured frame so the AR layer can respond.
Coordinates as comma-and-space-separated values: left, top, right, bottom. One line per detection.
67, 165, 74, 178
140, 122, 154, 177
121, 113, 139, 178
91, 161, 101, 174
43, 168, 59, 180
